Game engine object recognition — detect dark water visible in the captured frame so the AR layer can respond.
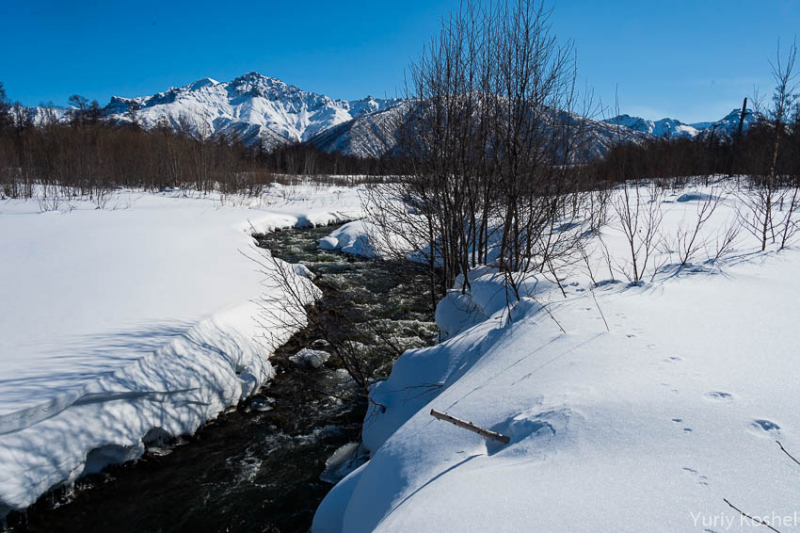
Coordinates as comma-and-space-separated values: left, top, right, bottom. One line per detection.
6, 225, 437, 533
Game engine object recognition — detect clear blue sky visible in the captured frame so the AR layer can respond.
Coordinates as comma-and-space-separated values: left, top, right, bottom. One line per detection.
1, 0, 797, 123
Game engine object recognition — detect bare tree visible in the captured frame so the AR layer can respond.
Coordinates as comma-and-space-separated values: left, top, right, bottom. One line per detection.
0, 82, 11, 134
370, 0, 590, 311
67, 94, 90, 127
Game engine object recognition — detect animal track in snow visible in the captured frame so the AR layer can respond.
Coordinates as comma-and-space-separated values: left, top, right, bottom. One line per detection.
682, 467, 709, 486
705, 391, 733, 402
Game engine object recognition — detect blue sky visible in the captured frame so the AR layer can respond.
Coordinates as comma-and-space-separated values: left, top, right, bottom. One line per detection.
1, 0, 797, 123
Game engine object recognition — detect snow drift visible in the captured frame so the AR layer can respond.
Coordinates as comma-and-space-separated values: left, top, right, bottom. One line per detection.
314, 183, 800, 532
0, 185, 363, 514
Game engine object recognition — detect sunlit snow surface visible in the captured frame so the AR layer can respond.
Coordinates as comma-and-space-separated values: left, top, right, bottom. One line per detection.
315, 182, 800, 533
0, 183, 363, 512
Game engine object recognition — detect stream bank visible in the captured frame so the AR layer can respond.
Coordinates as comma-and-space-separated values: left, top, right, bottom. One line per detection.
6, 224, 436, 533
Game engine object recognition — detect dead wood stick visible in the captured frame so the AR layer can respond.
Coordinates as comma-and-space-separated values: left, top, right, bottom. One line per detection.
430, 409, 510, 445
776, 440, 800, 467
723, 499, 783, 533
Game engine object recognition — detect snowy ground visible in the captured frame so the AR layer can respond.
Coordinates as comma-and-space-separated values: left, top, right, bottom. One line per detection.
314, 181, 800, 532
0, 183, 363, 514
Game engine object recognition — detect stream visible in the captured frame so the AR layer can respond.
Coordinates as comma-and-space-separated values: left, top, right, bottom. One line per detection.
6, 224, 437, 533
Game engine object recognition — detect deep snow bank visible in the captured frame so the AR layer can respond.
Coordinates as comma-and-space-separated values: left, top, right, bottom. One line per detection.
314, 185, 800, 532
0, 185, 363, 513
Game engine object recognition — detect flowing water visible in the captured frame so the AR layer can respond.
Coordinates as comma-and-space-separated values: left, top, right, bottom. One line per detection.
6, 224, 437, 533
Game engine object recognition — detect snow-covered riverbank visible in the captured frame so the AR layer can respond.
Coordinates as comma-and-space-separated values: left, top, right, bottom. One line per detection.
0, 184, 363, 514
314, 182, 800, 532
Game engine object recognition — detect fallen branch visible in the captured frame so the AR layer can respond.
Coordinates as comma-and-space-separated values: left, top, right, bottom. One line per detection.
723, 498, 783, 533
776, 440, 800, 467
430, 409, 510, 445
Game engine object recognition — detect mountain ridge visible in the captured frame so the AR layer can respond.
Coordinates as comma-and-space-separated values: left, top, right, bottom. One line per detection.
99, 72, 403, 151
604, 108, 762, 141
19, 73, 764, 158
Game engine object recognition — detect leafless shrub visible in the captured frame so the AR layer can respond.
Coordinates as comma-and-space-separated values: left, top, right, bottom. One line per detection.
674, 185, 722, 267
611, 181, 664, 283
776, 184, 800, 249
709, 217, 743, 263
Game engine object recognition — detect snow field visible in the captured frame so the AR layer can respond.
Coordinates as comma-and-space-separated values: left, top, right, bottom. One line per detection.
0, 183, 363, 513
314, 180, 800, 532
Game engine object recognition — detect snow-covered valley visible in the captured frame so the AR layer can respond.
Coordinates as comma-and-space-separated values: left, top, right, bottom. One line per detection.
2, 179, 799, 533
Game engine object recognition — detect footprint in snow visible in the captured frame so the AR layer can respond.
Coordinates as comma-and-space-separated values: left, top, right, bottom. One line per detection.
683, 467, 709, 486
705, 391, 734, 402
749, 419, 781, 437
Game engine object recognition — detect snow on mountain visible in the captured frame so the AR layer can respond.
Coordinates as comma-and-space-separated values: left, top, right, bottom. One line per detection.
308, 102, 409, 158
689, 121, 714, 130
558, 109, 652, 160
605, 114, 701, 139
308, 103, 651, 160
18, 73, 766, 158
605, 109, 764, 142
9, 106, 69, 127
103, 72, 402, 150
696, 108, 763, 142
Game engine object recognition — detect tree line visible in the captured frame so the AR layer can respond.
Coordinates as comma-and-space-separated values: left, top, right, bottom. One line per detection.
593, 118, 800, 184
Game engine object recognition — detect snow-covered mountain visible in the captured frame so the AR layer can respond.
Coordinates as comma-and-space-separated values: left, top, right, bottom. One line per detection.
604, 109, 763, 141
695, 108, 764, 142
73, 73, 650, 158
604, 115, 701, 139
102, 72, 402, 150
309, 102, 652, 160
308, 102, 410, 158
20, 73, 766, 159
9, 105, 69, 127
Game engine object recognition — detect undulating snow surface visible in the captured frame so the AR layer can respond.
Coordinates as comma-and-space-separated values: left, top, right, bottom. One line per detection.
0, 184, 363, 514
314, 182, 800, 532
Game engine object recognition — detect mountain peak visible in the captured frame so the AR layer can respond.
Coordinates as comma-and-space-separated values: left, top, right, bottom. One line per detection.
228, 72, 303, 100
97, 72, 403, 150
605, 108, 764, 142
187, 77, 219, 91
